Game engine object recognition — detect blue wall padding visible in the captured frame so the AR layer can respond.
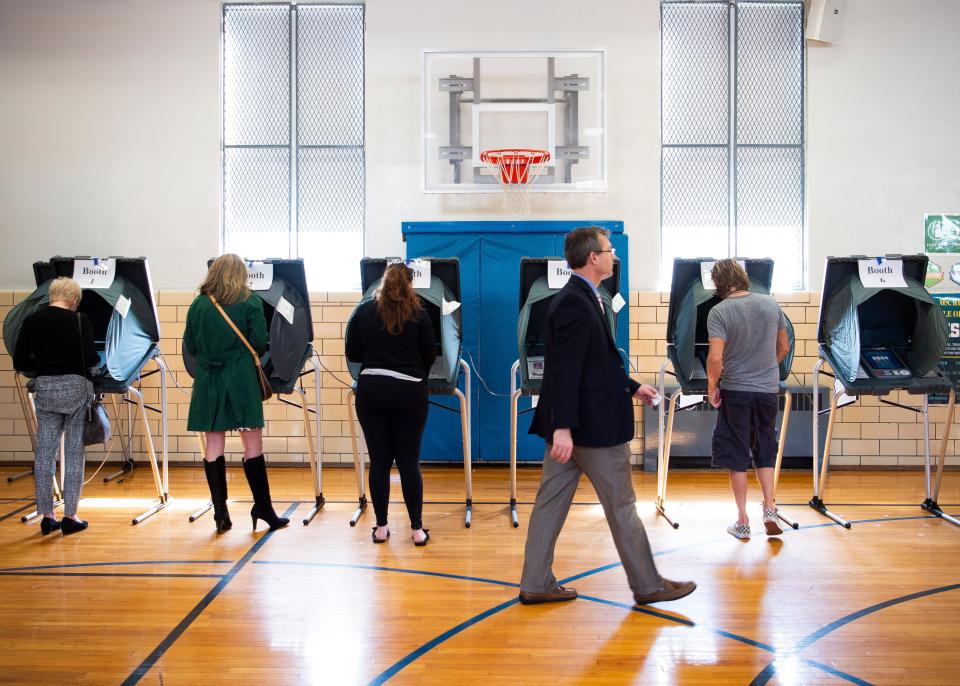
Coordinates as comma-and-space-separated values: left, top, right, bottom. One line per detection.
403, 221, 629, 463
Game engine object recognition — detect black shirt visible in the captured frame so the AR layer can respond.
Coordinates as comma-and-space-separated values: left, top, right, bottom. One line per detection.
345, 300, 437, 380
13, 306, 99, 378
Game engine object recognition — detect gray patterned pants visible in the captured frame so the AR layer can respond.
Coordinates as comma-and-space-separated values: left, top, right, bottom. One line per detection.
33, 375, 94, 517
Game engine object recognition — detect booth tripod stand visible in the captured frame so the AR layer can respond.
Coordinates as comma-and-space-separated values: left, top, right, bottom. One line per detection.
12, 356, 171, 526
810, 358, 956, 528
347, 359, 473, 528
655, 358, 799, 532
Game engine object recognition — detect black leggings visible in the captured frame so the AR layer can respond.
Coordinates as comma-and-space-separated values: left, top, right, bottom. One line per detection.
355, 374, 429, 529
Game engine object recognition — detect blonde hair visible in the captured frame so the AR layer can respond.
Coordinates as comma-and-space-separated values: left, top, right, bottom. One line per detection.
199, 254, 251, 306
711, 259, 750, 297
48, 277, 82, 305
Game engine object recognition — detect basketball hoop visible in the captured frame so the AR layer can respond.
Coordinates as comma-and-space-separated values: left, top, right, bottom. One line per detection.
480, 148, 551, 213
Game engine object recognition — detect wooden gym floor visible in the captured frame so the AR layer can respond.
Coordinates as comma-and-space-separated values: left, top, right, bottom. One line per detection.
0, 464, 958, 685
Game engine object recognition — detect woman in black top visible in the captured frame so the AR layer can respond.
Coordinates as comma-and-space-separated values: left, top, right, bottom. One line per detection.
345, 263, 437, 545
13, 277, 98, 536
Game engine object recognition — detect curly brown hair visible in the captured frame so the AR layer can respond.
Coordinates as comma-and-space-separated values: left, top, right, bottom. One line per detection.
376, 262, 423, 335
711, 259, 750, 297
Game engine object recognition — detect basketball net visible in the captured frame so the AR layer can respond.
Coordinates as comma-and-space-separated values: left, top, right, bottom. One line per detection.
480, 149, 551, 214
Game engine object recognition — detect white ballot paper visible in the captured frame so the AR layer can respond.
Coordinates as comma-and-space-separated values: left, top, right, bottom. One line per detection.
276, 296, 295, 325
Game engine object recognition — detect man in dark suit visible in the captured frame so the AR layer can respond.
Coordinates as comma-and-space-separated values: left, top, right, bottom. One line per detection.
519, 227, 697, 606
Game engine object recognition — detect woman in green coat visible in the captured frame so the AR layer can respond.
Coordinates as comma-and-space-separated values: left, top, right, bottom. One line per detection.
184, 254, 288, 534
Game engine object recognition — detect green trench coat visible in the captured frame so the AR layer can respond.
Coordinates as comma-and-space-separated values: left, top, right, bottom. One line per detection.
184, 294, 268, 432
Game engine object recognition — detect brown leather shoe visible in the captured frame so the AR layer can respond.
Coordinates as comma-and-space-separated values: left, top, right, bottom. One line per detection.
518, 585, 578, 605
633, 579, 696, 605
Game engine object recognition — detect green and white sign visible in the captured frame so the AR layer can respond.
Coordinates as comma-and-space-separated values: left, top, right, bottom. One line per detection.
924, 214, 960, 253
932, 293, 960, 404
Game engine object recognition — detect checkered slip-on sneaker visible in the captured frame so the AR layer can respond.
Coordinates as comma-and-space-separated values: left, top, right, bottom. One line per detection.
762, 506, 783, 536
726, 522, 751, 540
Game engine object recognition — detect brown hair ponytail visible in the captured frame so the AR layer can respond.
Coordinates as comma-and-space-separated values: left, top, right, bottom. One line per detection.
376, 263, 423, 334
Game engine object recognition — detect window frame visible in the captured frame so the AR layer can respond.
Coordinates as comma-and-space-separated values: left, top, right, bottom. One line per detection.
659, 0, 806, 291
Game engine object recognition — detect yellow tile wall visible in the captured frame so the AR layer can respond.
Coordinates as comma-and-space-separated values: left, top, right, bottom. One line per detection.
0, 289, 956, 468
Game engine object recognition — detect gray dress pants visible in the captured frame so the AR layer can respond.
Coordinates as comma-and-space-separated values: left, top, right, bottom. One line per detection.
520, 442, 662, 596
33, 375, 94, 517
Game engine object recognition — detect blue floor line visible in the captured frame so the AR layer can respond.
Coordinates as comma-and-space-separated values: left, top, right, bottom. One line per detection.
367, 598, 520, 686
578, 595, 869, 685
749, 583, 960, 685
370, 511, 944, 684
4, 500, 945, 684
252, 560, 520, 588
0, 571, 225, 579
120, 502, 300, 686
0, 560, 233, 573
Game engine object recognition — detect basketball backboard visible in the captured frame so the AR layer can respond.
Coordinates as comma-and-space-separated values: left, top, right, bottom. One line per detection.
422, 49, 606, 193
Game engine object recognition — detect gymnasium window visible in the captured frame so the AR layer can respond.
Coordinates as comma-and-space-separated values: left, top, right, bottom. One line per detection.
222, 3, 364, 291
660, 0, 805, 291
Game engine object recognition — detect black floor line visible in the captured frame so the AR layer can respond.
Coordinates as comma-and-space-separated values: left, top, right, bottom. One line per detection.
120, 502, 300, 686
0, 502, 35, 522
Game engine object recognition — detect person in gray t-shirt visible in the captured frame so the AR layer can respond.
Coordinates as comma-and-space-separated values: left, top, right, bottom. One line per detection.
706, 259, 790, 540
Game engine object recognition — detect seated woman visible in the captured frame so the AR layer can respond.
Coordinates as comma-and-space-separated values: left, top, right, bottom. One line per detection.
184, 254, 288, 534
13, 277, 98, 536
346, 263, 437, 545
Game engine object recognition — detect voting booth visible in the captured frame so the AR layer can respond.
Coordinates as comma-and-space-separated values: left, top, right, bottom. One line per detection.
344, 257, 473, 527
183, 258, 326, 525
3, 256, 169, 525
507, 257, 622, 527
812, 255, 957, 527
655, 257, 797, 529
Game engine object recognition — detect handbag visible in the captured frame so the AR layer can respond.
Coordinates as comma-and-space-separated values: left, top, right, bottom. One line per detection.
209, 295, 273, 402
77, 313, 111, 446
83, 400, 112, 446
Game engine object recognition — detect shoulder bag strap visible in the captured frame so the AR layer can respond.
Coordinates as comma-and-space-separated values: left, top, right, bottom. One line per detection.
77, 312, 84, 375
208, 294, 264, 370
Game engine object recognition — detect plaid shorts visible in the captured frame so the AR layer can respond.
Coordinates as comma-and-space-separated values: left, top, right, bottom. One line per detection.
711, 389, 779, 472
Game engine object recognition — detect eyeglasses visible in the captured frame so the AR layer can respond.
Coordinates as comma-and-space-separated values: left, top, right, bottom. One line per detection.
594, 247, 616, 256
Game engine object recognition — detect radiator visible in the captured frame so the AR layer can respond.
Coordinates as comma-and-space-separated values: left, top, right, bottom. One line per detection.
641, 387, 828, 471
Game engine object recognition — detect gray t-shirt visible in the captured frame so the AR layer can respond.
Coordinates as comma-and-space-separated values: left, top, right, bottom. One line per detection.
706, 292, 786, 393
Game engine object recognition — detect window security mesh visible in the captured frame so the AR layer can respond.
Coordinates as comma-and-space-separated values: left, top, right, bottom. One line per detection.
222, 4, 364, 290
661, 0, 805, 291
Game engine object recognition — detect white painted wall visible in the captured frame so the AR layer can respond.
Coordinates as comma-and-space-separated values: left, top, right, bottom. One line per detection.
805, 0, 960, 288
0, 0, 222, 290
0, 0, 957, 291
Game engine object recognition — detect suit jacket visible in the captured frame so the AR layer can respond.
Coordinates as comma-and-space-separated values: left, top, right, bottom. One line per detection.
529, 275, 640, 447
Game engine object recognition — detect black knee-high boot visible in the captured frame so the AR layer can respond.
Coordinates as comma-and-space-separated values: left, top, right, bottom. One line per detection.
242, 455, 289, 531
203, 456, 232, 534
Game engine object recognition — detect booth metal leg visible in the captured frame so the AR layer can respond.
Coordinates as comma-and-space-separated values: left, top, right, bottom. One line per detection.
129, 386, 169, 525
808, 386, 850, 528
298, 382, 325, 525
772, 390, 798, 530
455, 386, 473, 528
346, 390, 367, 527
6, 467, 34, 484
509, 387, 521, 528
922, 387, 960, 526
103, 394, 134, 484
189, 432, 213, 523
459, 359, 473, 528
654, 390, 682, 529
